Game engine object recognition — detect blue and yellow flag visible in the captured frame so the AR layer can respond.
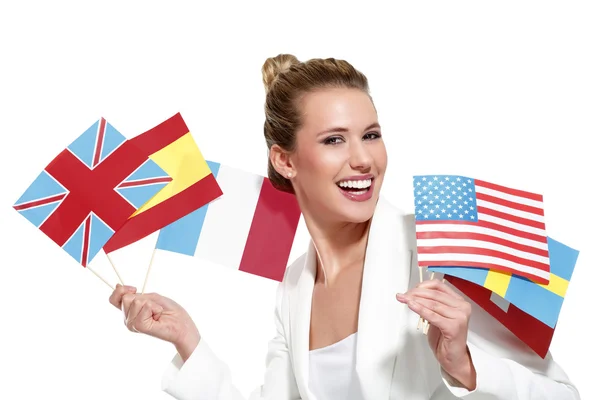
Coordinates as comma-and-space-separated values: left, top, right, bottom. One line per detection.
429, 236, 578, 328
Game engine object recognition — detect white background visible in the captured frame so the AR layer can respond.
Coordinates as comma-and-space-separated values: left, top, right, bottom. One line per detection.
1, 1, 598, 399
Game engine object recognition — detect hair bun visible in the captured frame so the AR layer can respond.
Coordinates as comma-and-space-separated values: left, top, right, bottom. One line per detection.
262, 54, 300, 93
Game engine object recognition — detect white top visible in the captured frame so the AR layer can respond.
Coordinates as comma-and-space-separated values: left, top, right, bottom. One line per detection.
308, 333, 365, 399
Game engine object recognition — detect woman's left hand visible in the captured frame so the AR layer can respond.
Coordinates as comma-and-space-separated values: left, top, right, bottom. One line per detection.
396, 278, 476, 390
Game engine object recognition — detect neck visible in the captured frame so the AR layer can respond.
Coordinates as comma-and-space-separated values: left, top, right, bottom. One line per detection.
303, 211, 371, 286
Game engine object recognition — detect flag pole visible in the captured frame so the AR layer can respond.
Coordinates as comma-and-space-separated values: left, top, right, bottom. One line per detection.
104, 252, 125, 286
422, 271, 436, 335
87, 266, 115, 290
417, 266, 425, 331
141, 248, 157, 294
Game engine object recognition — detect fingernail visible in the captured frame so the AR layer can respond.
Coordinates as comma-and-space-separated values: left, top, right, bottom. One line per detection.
396, 294, 409, 304
126, 286, 137, 292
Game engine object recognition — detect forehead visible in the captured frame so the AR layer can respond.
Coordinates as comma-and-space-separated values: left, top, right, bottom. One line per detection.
297, 88, 377, 133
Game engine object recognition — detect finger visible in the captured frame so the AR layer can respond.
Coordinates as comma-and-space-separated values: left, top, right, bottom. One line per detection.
125, 297, 147, 331
405, 296, 464, 319
417, 278, 464, 300
406, 299, 448, 328
143, 292, 170, 308
408, 297, 470, 336
131, 301, 164, 333
121, 293, 137, 317
400, 287, 463, 309
108, 284, 137, 309
142, 302, 164, 324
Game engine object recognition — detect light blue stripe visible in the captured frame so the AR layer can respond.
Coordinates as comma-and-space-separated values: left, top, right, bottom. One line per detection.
67, 120, 98, 168
505, 274, 563, 328
63, 222, 85, 264
117, 182, 169, 208
87, 214, 115, 265
14, 170, 66, 205
126, 159, 170, 181
155, 161, 221, 255
100, 122, 126, 162
18, 201, 61, 227
546, 236, 579, 281
428, 266, 488, 286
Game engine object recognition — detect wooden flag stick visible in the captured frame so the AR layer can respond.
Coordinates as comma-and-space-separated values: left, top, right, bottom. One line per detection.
104, 252, 125, 286
87, 266, 115, 290
417, 267, 425, 331
141, 248, 157, 294
422, 272, 445, 335
422, 271, 438, 334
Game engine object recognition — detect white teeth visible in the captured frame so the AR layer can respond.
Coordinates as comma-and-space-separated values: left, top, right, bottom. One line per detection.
337, 179, 372, 189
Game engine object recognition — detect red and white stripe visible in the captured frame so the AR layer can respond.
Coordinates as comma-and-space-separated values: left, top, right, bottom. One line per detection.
91, 117, 107, 168
416, 179, 550, 284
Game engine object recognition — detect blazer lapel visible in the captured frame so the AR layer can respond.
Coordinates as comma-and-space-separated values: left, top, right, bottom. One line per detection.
289, 242, 317, 400
355, 198, 415, 399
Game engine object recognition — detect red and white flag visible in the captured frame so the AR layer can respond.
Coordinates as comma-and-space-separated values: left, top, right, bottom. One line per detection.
155, 161, 302, 282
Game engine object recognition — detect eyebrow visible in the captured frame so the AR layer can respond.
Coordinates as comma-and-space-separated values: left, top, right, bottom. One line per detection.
317, 122, 381, 137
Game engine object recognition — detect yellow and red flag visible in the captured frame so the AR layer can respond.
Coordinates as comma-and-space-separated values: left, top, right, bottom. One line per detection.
103, 113, 222, 253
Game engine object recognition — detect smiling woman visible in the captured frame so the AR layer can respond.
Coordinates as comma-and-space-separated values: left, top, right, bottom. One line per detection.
109, 54, 580, 400
265, 55, 387, 228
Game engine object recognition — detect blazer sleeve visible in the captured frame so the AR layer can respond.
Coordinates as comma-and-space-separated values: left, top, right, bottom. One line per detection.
160, 281, 301, 400
438, 299, 580, 399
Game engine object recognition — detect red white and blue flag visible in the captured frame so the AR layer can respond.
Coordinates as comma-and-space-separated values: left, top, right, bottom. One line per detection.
13, 118, 171, 267
413, 175, 550, 284
155, 161, 301, 282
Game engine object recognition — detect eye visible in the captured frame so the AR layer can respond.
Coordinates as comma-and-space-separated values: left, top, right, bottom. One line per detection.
323, 136, 344, 145
363, 131, 381, 140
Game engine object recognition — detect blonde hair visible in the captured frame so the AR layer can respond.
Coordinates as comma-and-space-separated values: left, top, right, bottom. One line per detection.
262, 54, 371, 193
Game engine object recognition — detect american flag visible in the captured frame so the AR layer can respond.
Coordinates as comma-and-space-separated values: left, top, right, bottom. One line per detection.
413, 175, 550, 285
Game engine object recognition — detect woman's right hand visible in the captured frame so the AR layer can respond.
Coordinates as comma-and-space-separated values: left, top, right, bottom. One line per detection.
109, 284, 201, 362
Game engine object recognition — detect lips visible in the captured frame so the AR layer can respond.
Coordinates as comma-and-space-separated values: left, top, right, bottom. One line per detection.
336, 175, 375, 202
337, 178, 372, 190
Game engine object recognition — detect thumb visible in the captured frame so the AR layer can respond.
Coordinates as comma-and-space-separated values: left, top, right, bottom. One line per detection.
151, 303, 164, 321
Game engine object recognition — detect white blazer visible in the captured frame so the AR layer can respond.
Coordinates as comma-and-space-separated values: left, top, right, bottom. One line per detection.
161, 197, 580, 399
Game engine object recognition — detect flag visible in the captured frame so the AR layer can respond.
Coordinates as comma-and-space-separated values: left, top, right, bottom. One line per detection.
413, 175, 550, 284
429, 237, 578, 329
13, 118, 171, 266
102, 113, 222, 253
155, 161, 301, 281
443, 238, 578, 358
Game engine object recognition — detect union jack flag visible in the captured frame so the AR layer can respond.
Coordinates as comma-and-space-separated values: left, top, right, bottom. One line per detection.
13, 118, 172, 266
413, 175, 550, 284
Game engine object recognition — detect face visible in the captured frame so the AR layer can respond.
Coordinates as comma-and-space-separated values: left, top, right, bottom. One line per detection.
273, 87, 387, 225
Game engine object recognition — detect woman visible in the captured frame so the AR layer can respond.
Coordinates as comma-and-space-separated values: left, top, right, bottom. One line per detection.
109, 54, 579, 399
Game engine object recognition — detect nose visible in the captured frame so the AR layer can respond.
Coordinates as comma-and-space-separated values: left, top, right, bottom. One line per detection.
348, 139, 372, 172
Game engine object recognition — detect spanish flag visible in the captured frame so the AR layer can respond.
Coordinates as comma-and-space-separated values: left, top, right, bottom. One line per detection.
102, 113, 222, 253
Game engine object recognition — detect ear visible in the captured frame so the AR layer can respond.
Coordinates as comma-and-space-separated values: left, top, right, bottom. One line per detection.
269, 145, 295, 178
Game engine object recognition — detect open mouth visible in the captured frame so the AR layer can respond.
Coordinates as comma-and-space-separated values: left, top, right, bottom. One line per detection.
336, 178, 373, 195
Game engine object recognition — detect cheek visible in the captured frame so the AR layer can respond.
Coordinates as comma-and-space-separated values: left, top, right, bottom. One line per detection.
374, 145, 388, 171
297, 148, 344, 180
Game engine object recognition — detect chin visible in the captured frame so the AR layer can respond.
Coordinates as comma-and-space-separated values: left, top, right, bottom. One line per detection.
337, 200, 378, 224
329, 190, 380, 225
